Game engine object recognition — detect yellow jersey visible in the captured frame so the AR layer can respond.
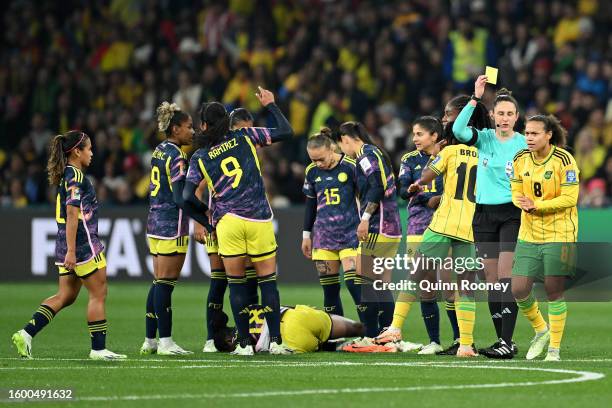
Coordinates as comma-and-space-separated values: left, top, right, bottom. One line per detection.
510, 146, 579, 243
427, 144, 479, 242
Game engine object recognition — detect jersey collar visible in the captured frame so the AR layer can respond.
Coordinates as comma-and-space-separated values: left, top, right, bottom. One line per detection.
530, 145, 556, 166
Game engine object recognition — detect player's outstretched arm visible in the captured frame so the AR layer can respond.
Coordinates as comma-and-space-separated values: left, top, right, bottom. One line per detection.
256, 86, 294, 143
182, 181, 212, 231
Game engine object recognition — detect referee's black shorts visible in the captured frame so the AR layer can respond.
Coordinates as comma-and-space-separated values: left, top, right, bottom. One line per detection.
473, 202, 521, 259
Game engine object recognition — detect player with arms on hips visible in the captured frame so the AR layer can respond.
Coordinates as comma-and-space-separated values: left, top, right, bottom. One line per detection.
334, 121, 402, 344
12, 131, 126, 360
141, 102, 211, 356
183, 87, 294, 355
196, 108, 260, 353
510, 115, 578, 362
301, 128, 361, 317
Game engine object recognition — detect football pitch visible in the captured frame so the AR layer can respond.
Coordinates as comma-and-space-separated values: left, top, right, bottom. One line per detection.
1, 282, 611, 407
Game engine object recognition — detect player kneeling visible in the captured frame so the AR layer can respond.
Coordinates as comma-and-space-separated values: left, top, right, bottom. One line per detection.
12, 131, 126, 360
211, 305, 364, 354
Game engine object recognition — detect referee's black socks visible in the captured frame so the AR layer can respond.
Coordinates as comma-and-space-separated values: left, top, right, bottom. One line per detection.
499, 278, 518, 345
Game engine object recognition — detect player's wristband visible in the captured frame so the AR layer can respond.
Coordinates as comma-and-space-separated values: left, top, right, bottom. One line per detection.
470, 94, 481, 103
361, 213, 371, 222
302, 231, 311, 239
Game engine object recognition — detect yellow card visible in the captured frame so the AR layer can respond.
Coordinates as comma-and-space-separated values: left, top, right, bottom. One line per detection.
485, 66, 498, 85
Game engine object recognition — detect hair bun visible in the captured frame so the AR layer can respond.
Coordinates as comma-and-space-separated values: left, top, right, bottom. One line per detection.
495, 88, 512, 97
156, 102, 182, 131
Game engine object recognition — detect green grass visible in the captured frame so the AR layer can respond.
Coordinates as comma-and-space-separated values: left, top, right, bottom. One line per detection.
1, 282, 611, 407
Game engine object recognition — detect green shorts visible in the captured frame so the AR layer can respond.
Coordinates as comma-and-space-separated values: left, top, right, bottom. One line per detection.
418, 229, 476, 261
512, 241, 576, 280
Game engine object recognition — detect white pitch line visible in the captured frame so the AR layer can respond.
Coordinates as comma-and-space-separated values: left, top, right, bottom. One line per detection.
70, 364, 604, 402
1, 357, 612, 363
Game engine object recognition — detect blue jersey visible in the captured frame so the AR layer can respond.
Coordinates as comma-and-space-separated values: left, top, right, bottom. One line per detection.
55, 166, 104, 265
147, 140, 189, 238
186, 127, 274, 227
453, 104, 527, 204
356, 144, 402, 238
398, 150, 443, 235
303, 155, 360, 250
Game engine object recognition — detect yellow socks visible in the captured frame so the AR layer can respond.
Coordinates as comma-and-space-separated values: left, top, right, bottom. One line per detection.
390, 292, 415, 329
456, 296, 475, 346
548, 299, 567, 349
516, 292, 548, 333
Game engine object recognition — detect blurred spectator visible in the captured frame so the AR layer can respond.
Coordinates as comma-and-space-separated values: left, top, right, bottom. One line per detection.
0, 0, 609, 208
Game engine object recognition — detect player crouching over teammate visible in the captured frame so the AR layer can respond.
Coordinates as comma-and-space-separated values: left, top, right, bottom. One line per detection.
510, 115, 578, 361
12, 131, 126, 360
211, 305, 364, 353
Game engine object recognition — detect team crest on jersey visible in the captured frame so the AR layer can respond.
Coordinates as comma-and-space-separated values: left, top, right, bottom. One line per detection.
315, 177, 322, 182
483, 158, 488, 167
544, 170, 553, 179
338, 172, 348, 182
415, 164, 422, 170
566, 170, 577, 183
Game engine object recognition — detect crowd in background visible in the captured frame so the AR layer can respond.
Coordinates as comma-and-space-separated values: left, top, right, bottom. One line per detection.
1, 0, 610, 209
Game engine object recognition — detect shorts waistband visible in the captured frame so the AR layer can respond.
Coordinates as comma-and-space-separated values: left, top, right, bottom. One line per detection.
475, 202, 517, 211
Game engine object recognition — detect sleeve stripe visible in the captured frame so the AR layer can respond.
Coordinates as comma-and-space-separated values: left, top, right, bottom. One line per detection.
510, 178, 522, 183
428, 165, 441, 175
560, 182, 579, 186
553, 151, 570, 166
513, 149, 529, 162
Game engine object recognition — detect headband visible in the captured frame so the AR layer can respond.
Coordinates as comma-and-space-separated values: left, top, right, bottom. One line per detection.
64, 132, 86, 153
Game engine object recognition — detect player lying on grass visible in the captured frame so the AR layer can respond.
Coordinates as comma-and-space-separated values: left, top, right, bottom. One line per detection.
375, 121, 480, 357
194, 108, 260, 353
184, 87, 294, 355
12, 131, 126, 360
301, 129, 361, 317
510, 114, 579, 362
210, 305, 364, 353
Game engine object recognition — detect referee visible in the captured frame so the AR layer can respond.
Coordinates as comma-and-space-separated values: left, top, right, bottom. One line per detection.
452, 75, 527, 359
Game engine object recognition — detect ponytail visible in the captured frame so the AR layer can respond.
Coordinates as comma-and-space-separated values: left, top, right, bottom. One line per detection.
157, 101, 189, 137
196, 102, 230, 149
527, 114, 567, 148
47, 130, 89, 185
339, 121, 394, 172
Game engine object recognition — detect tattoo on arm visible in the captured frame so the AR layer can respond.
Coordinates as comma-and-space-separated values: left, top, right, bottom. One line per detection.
364, 202, 379, 216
